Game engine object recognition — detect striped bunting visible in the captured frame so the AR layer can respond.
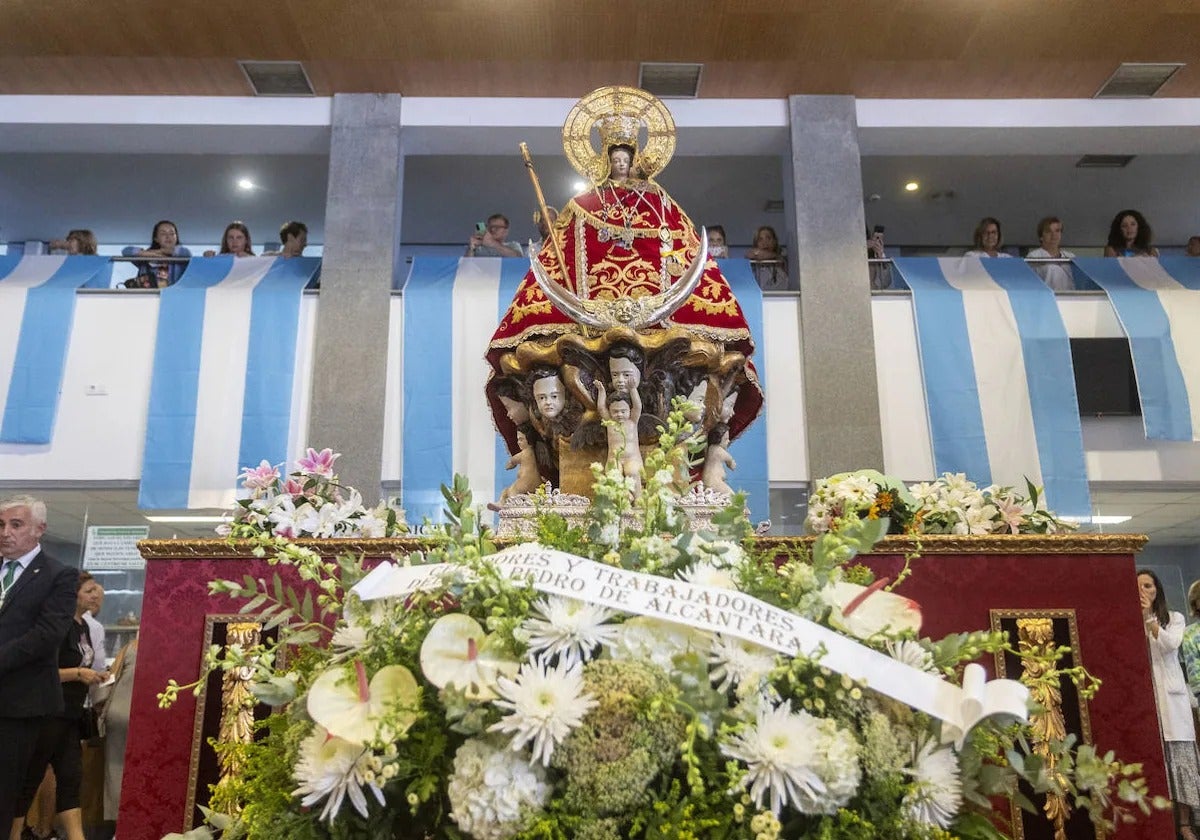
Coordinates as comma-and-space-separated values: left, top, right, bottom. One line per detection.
0, 255, 111, 443
892, 257, 1090, 516
402, 258, 769, 524
717, 259, 768, 523
138, 256, 321, 509
1072, 257, 1200, 441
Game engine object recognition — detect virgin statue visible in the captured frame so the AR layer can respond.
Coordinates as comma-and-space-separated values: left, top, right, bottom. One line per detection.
486, 86, 764, 490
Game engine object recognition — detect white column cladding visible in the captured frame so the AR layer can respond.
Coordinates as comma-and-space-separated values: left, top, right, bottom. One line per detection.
309, 94, 404, 503
788, 95, 884, 477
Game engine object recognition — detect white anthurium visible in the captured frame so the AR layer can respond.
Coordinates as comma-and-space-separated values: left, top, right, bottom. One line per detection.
307, 660, 420, 746
419, 613, 519, 701
823, 579, 922, 640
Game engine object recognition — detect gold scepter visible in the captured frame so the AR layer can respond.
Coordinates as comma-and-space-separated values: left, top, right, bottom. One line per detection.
519, 142, 574, 292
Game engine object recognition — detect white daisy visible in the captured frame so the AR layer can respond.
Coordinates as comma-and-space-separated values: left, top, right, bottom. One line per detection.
708, 634, 778, 694
490, 660, 597, 766
903, 739, 963, 828
292, 726, 383, 821
722, 702, 861, 815
520, 597, 618, 668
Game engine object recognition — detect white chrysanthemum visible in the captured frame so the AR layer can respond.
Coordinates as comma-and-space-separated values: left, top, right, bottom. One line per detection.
609, 616, 711, 672
520, 597, 618, 668
447, 738, 551, 840
708, 634, 778, 694
678, 561, 737, 591
886, 639, 938, 673
903, 739, 963, 828
722, 702, 861, 815
804, 506, 832, 534
292, 726, 383, 822
490, 659, 597, 766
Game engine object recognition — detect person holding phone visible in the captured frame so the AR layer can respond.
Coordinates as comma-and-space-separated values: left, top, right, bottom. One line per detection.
867, 225, 892, 290
465, 213, 523, 257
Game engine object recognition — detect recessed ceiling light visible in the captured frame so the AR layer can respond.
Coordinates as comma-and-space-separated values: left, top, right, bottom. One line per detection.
144, 515, 230, 524
904, 181, 919, 192
237, 178, 255, 190
572, 180, 587, 192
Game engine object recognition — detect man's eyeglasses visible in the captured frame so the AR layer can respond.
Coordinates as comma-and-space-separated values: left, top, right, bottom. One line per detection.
488, 224, 508, 232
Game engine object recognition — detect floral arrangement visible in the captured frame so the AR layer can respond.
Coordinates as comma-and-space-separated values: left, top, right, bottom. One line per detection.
163, 418, 1159, 840
805, 470, 1074, 537
222, 447, 407, 540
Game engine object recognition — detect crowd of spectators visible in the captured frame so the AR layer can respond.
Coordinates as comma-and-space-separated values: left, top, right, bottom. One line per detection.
42, 220, 311, 290
34, 208, 1200, 295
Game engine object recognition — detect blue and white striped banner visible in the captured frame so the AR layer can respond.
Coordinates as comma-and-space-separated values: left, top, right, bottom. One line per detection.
402, 258, 769, 524
0, 255, 111, 443
892, 257, 1090, 516
717, 259, 768, 523
138, 256, 321, 509
1072, 257, 1200, 441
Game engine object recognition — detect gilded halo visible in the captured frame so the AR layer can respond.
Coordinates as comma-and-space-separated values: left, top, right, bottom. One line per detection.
562, 85, 677, 184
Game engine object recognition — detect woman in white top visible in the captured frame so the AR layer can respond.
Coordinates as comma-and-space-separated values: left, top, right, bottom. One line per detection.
1139, 568, 1200, 840
1026, 216, 1075, 291
965, 216, 1012, 258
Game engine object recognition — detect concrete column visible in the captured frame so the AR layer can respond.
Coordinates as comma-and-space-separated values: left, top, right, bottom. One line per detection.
309, 94, 404, 502
788, 95, 884, 477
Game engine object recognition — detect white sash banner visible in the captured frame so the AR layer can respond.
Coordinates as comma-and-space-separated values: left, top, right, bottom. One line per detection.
354, 543, 1028, 743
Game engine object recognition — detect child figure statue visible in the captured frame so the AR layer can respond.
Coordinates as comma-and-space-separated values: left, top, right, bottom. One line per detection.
701, 427, 737, 496
499, 430, 542, 502
595, 381, 643, 497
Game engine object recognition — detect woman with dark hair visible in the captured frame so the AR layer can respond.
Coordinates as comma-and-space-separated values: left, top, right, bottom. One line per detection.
965, 217, 1011, 258
707, 225, 728, 258
122, 220, 192, 288
1104, 209, 1159, 257
1138, 568, 1200, 840
203, 221, 255, 258
12, 572, 109, 840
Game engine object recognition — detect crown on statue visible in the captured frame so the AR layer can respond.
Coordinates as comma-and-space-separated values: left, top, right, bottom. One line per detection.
597, 114, 642, 151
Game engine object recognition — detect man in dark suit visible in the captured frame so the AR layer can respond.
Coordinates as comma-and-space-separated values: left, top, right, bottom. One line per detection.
0, 495, 77, 828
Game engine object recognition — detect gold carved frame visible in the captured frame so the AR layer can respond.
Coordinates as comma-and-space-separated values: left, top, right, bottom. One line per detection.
183, 614, 267, 830
990, 608, 1102, 840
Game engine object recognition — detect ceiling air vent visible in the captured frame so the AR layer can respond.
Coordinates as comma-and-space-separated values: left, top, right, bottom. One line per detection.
638, 63, 703, 98
762, 199, 785, 214
239, 60, 315, 96
1076, 154, 1136, 168
1094, 63, 1184, 98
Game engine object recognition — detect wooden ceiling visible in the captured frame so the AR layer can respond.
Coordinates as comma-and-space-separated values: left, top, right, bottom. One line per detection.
1, 1, 1198, 99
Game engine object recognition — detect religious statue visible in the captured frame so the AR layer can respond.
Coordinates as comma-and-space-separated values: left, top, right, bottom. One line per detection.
595, 380, 643, 496
499, 430, 542, 503
701, 426, 737, 497
486, 86, 764, 499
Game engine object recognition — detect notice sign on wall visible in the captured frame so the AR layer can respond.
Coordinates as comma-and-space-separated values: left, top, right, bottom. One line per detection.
83, 525, 150, 570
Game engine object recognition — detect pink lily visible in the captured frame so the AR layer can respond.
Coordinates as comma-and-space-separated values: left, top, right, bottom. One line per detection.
240, 460, 281, 492
297, 447, 339, 478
